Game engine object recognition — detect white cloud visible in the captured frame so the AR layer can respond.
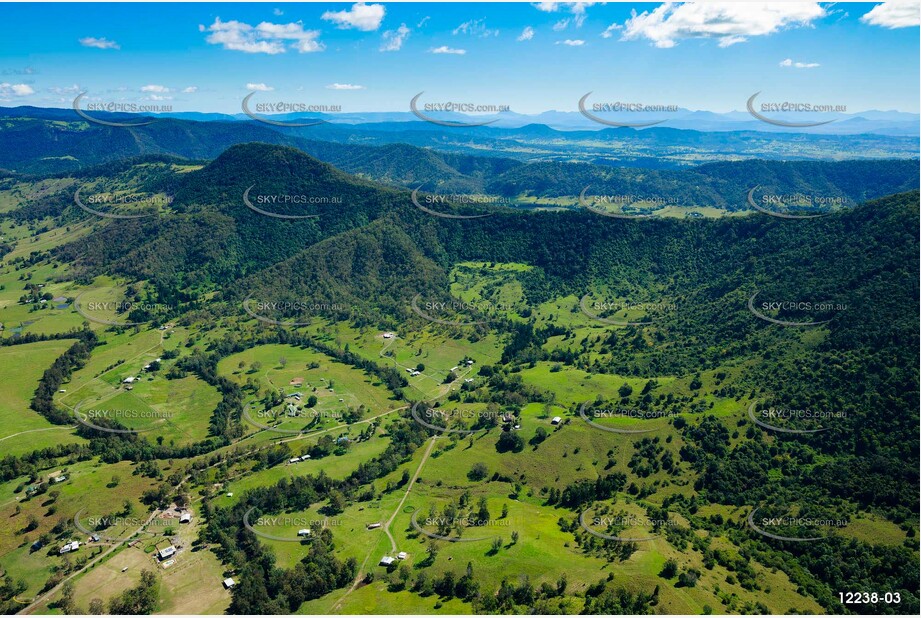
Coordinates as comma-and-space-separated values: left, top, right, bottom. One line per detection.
273, 8, 284, 17
200, 18, 324, 54
861, 2, 920, 28
552, 19, 570, 31
779, 58, 820, 68
430, 46, 466, 54
380, 23, 410, 51
147, 94, 172, 101
49, 84, 80, 95
534, 2, 600, 28
517, 26, 535, 41
321, 2, 385, 31
326, 83, 365, 90
79, 37, 120, 50
141, 84, 170, 93
417, 16, 430, 28
182, 86, 198, 93
601, 23, 622, 38
453, 19, 499, 37
0, 83, 35, 97
618, 3, 827, 48
558, 39, 585, 46
246, 83, 274, 91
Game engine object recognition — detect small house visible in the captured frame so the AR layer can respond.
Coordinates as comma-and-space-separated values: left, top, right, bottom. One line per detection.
223, 578, 235, 589
179, 513, 191, 524
158, 545, 176, 560
397, 551, 407, 560
289, 458, 300, 464
379, 556, 395, 566
465, 378, 474, 383
59, 541, 80, 554
297, 529, 311, 537
122, 376, 137, 384
51, 475, 67, 484
367, 522, 382, 530
383, 333, 393, 339
551, 416, 562, 425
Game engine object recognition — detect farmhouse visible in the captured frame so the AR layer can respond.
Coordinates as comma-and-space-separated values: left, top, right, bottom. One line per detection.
158, 545, 176, 560
51, 475, 67, 483
297, 529, 312, 537
379, 556, 395, 566
179, 513, 191, 524
382, 332, 393, 339
59, 541, 80, 554
223, 578, 235, 589
122, 376, 137, 384
367, 522, 382, 529
289, 458, 300, 464
551, 416, 562, 425
397, 551, 407, 560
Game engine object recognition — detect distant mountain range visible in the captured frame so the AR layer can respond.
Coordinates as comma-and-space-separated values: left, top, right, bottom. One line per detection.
1, 103, 919, 135
0, 107, 917, 176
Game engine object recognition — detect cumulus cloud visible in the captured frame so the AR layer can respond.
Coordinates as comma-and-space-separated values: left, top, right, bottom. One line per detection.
380, 23, 410, 51
141, 84, 170, 93
517, 26, 535, 41
321, 2, 385, 31
779, 58, 820, 68
246, 83, 274, 91
79, 37, 120, 50
617, 2, 827, 48
430, 46, 466, 54
0, 83, 35, 98
533, 2, 599, 28
182, 86, 198, 93
326, 83, 365, 90
861, 1, 920, 28
558, 39, 585, 46
200, 18, 324, 54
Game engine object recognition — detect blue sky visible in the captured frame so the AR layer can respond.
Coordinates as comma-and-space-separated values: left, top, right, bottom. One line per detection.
1, 2, 918, 114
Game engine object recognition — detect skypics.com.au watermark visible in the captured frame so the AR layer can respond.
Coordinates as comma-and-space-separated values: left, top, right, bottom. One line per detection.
74, 186, 170, 219
74, 291, 174, 327
242, 295, 350, 327
747, 506, 848, 542
410, 92, 508, 127
410, 509, 512, 543
580, 295, 677, 326
410, 402, 500, 435
578, 402, 675, 434
747, 92, 846, 128
747, 186, 843, 219
74, 401, 173, 435
73, 92, 160, 127
243, 508, 342, 542
748, 291, 847, 327
579, 509, 677, 542
410, 294, 514, 326
747, 401, 846, 434
410, 187, 508, 219
243, 186, 339, 219
579, 187, 676, 219
242, 92, 338, 127
579, 92, 679, 128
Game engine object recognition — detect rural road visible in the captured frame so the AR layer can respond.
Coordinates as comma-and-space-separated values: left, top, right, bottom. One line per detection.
330, 434, 439, 613
19, 509, 162, 615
